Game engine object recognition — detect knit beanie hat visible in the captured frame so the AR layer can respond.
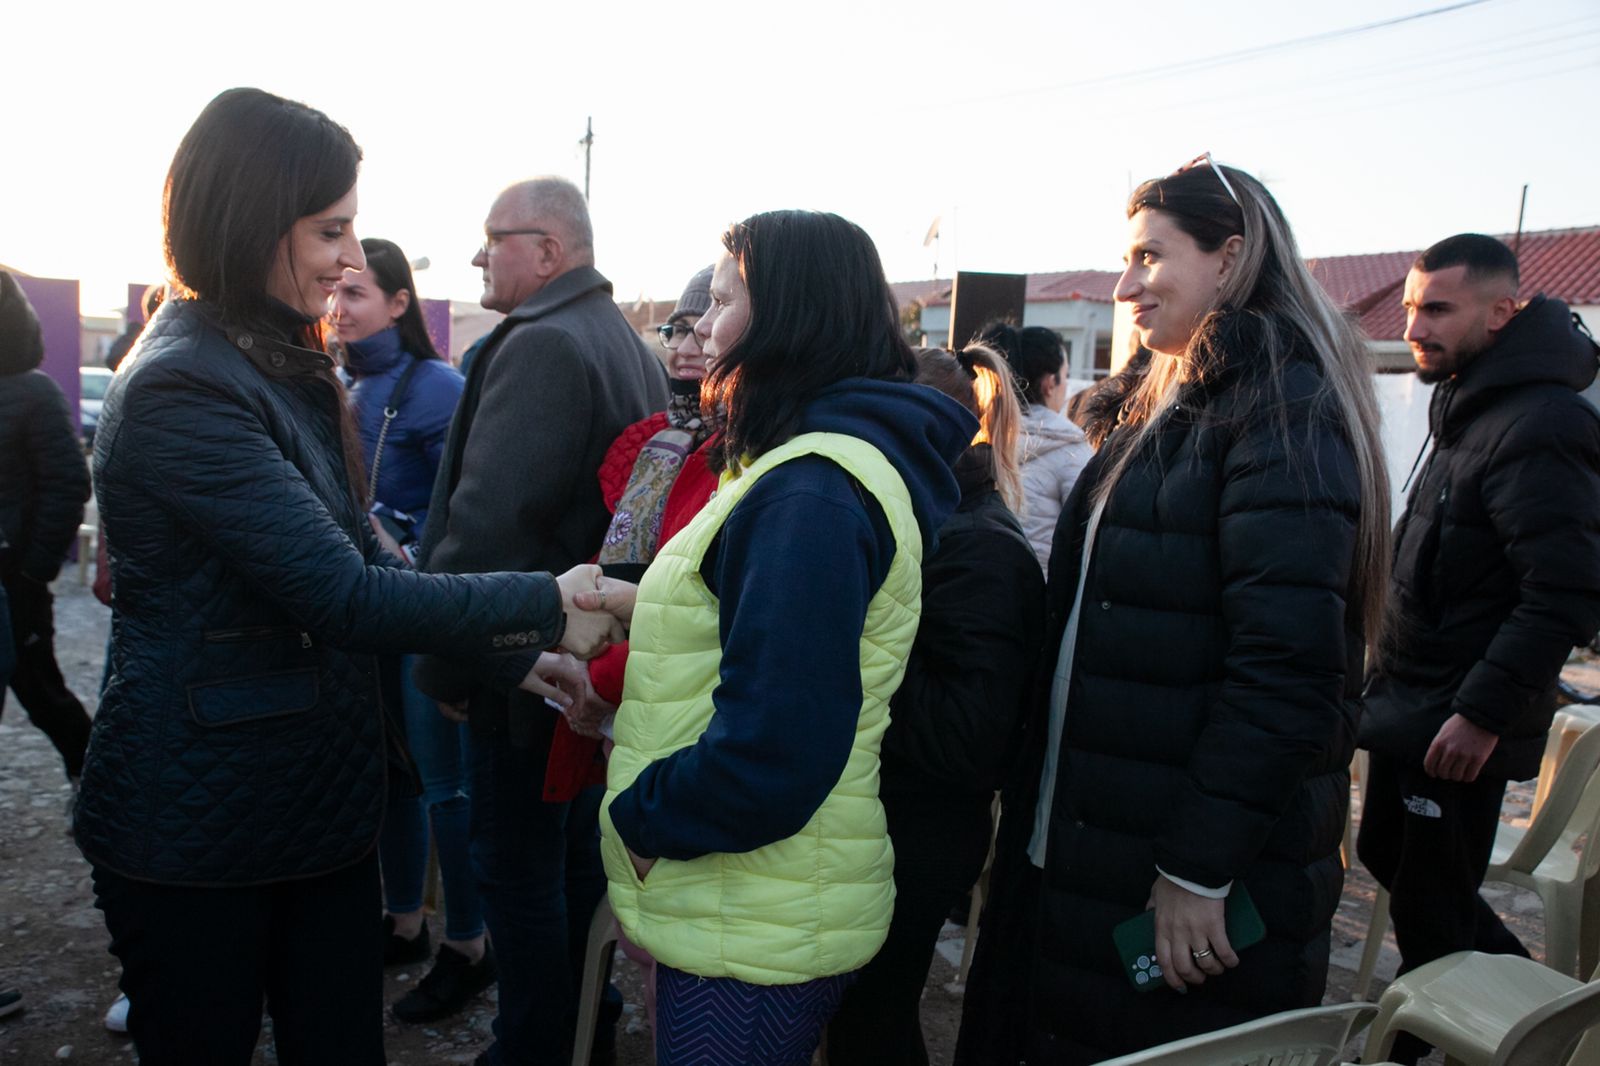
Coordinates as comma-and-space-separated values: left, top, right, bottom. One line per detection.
669, 265, 714, 324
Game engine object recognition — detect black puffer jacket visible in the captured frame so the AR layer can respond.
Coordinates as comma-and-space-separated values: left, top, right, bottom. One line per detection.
1362, 296, 1600, 781
880, 446, 1045, 798
0, 271, 91, 582
77, 299, 564, 885
959, 314, 1365, 1065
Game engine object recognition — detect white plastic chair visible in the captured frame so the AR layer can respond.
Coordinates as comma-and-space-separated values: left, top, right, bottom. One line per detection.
1534, 705, 1600, 818
1353, 721, 1600, 997
1350, 746, 1389, 1002
571, 893, 620, 1066
1362, 950, 1600, 1065
955, 793, 1001, 985
1485, 722, 1600, 979
1091, 1002, 1375, 1066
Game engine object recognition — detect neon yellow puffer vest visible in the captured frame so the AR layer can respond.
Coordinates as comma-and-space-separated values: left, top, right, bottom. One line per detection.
600, 432, 924, 984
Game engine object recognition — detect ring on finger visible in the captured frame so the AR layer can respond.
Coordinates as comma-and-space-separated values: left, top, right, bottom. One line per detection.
1191, 947, 1214, 961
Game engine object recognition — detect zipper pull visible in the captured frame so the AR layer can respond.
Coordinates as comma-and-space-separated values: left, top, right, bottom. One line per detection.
300, 632, 313, 649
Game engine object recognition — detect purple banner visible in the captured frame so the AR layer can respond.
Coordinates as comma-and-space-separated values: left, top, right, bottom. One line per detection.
421, 298, 451, 359
13, 274, 81, 428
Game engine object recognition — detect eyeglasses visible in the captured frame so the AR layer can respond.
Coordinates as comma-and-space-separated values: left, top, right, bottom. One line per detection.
1173, 152, 1241, 208
478, 228, 550, 256
656, 322, 694, 350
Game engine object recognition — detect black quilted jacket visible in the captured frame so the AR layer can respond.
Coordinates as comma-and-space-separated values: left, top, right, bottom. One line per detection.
959, 314, 1365, 1064
76, 299, 564, 885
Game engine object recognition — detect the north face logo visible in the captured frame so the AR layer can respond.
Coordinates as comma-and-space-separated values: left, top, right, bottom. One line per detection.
1403, 795, 1443, 818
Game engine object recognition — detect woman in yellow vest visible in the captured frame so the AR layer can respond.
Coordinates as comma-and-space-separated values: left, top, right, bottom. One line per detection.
598, 210, 977, 1064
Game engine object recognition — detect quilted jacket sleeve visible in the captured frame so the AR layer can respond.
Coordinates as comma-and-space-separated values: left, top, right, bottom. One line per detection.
118, 363, 562, 676
1153, 390, 1362, 889
18, 374, 91, 582
1455, 404, 1600, 733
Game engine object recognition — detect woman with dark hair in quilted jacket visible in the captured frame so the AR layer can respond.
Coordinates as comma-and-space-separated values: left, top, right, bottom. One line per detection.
74, 87, 622, 1065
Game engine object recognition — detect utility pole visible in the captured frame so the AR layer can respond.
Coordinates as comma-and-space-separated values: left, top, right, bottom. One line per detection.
1513, 183, 1528, 260
580, 117, 594, 202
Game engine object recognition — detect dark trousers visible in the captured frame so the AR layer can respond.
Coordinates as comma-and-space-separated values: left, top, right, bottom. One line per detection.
468, 727, 609, 1066
1356, 750, 1530, 972
90, 853, 385, 1066
827, 794, 995, 1066
1, 570, 91, 779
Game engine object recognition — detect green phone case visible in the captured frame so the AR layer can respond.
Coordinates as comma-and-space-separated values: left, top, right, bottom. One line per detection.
1111, 884, 1267, 992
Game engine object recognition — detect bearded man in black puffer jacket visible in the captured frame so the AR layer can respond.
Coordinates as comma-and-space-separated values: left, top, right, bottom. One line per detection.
0, 270, 93, 786
1359, 235, 1600, 1061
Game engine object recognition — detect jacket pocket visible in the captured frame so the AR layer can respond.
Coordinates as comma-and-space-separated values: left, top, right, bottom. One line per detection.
190, 626, 319, 726
188, 669, 319, 726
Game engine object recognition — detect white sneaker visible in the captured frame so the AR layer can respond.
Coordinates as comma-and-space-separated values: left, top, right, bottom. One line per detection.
104, 993, 129, 1034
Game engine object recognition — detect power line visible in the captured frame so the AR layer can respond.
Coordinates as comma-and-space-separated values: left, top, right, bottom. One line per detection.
943, 0, 1505, 108
1196, 56, 1596, 138
1138, 26, 1599, 120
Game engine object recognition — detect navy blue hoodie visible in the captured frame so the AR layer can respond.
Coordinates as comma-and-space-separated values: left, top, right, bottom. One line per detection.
608, 377, 976, 861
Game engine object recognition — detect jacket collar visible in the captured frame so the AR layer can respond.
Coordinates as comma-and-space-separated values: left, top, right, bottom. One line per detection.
225, 325, 334, 378
343, 325, 406, 377
503, 265, 613, 324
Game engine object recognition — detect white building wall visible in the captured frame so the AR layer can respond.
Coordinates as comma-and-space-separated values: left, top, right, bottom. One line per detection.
916, 300, 1113, 379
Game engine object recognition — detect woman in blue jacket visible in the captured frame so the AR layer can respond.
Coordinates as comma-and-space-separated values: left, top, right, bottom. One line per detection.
76, 87, 620, 1065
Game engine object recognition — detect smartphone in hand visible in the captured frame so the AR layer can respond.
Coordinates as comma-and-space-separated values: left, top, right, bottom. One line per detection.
1111, 884, 1267, 992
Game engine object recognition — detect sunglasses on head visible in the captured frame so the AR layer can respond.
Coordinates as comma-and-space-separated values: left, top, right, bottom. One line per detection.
1172, 152, 1241, 207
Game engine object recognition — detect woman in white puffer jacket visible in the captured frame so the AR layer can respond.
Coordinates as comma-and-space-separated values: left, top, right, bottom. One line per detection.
977, 323, 1091, 571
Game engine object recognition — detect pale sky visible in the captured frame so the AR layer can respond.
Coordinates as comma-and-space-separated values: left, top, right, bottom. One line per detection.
5, 0, 1596, 316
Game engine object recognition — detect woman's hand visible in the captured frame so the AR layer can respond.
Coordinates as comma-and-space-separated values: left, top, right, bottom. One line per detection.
571, 576, 638, 627
1150, 875, 1237, 991
562, 671, 617, 740
517, 651, 584, 709
555, 565, 627, 659
368, 513, 408, 564
627, 847, 656, 882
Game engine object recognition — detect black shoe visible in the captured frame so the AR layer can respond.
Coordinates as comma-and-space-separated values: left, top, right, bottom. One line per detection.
392, 943, 497, 1023
383, 915, 432, 967
0, 986, 21, 1020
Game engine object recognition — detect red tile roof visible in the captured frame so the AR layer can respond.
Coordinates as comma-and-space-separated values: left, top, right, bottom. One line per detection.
1306, 251, 1418, 309
890, 226, 1598, 340
1355, 227, 1600, 340
920, 269, 1121, 308
890, 278, 952, 308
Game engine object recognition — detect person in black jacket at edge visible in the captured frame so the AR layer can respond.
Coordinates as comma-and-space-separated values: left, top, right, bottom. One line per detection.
954, 156, 1392, 1065
1357, 234, 1600, 1064
0, 271, 94, 792
74, 87, 623, 1066
826, 342, 1045, 1065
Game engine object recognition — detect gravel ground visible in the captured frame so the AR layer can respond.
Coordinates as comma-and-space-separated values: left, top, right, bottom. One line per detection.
1, 571, 1570, 1064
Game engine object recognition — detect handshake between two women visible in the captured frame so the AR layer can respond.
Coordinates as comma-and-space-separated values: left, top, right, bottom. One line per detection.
554, 563, 635, 658
512, 565, 639, 740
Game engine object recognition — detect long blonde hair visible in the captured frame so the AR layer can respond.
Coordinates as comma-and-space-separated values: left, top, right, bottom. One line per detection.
1099, 163, 1390, 649
914, 343, 1024, 513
